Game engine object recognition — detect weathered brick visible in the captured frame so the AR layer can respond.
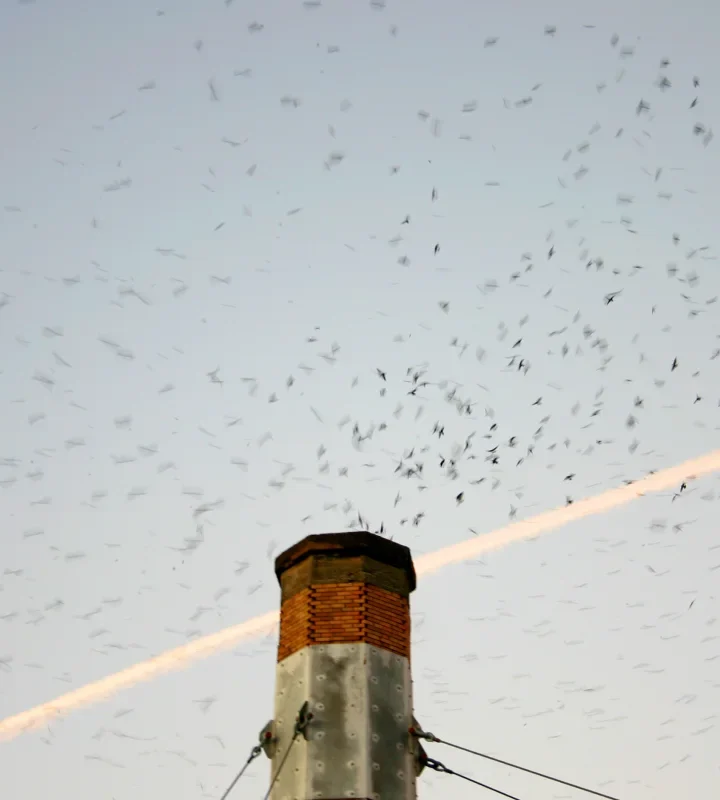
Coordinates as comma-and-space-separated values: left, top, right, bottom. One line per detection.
277, 563, 411, 662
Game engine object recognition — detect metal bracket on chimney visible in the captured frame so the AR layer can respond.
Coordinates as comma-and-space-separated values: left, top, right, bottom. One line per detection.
408, 716, 429, 777
294, 700, 314, 740
258, 720, 277, 759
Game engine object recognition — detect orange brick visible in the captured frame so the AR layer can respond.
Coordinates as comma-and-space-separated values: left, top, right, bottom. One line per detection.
278, 579, 410, 661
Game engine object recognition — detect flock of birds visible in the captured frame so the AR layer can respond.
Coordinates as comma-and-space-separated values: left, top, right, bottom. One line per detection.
1, 3, 719, 799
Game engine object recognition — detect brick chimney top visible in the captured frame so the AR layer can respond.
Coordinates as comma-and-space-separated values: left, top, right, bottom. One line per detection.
274, 530, 417, 592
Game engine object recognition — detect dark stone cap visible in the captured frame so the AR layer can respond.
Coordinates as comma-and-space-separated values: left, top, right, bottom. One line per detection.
274, 531, 416, 592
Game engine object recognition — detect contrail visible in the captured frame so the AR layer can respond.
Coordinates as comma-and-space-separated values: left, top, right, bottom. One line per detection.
1, 449, 718, 742
414, 448, 720, 576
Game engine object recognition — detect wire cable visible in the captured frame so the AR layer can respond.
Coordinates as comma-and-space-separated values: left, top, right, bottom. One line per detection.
411, 729, 621, 800
425, 757, 523, 799
262, 734, 298, 800
218, 743, 262, 800
262, 702, 313, 800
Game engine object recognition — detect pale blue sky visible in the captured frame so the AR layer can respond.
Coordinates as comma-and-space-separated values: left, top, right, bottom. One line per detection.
1, 0, 719, 797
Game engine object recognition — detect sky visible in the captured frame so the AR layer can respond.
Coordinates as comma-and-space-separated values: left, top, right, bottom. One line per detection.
1, 0, 719, 797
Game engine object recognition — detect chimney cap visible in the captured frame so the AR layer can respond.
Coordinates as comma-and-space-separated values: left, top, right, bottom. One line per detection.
274, 531, 416, 592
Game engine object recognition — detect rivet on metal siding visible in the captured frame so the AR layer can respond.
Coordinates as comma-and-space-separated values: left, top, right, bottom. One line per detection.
394, 712, 404, 722
347, 760, 356, 769
372, 762, 380, 771
316, 674, 326, 681
316, 761, 325, 771
370, 676, 378, 684
396, 742, 405, 751
395, 684, 402, 692
314, 730, 325, 740
396, 770, 405, 779
371, 704, 379, 712
315, 702, 325, 711
371, 733, 379, 743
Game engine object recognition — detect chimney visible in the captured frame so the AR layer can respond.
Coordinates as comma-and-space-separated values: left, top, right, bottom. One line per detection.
262, 531, 424, 799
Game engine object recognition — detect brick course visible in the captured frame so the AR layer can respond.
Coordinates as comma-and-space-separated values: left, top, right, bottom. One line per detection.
277, 580, 411, 662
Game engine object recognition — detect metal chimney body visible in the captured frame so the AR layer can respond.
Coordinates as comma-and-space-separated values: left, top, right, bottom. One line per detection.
265, 531, 420, 800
